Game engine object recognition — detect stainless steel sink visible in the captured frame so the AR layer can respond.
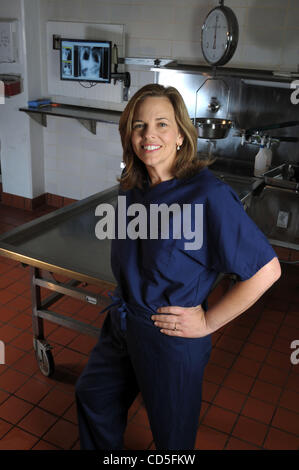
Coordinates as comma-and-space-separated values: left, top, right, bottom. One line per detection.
246, 185, 299, 251
212, 171, 263, 206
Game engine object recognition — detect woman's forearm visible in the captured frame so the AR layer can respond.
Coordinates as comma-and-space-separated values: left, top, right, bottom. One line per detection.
205, 257, 281, 335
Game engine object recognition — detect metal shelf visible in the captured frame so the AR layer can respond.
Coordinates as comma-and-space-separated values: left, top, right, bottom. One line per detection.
19, 103, 122, 135
151, 63, 297, 88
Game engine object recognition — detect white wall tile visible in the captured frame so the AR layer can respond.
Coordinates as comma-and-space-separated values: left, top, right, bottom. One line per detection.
172, 22, 201, 44
104, 141, 123, 157
54, 116, 82, 135
78, 0, 111, 23
80, 173, 110, 198
45, 169, 59, 193
81, 150, 106, 172
109, 4, 143, 23
46, 0, 84, 20
241, 25, 283, 48
56, 131, 83, 148
44, 157, 57, 171
248, 0, 287, 7
171, 41, 203, 62
81, 136, 103, 153
224, 0, 250, 7
56, 171, 84, 199
173, 0, 215, 5
229, 6, 248, 28
44, 130, 57, 146
128, 21, 174, 41
174, 6, 205, 26
105, 154, 122, 171
241, 44, 282, 68
247, 6, 287, 31
44, 116, 57, 133
44, 143, 57, 159
126, 37, 172, 57
106, 168, 120, 182
106, 123, 120, 141
94, 122, 110, 140
136, 5, 175, 24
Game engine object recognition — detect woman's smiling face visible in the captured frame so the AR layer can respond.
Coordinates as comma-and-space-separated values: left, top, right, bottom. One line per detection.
131, 96, 184, 177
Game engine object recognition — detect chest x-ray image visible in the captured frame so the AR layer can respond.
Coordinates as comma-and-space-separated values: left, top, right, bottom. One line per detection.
78, 46, 102, 79
62, 47, 72, 61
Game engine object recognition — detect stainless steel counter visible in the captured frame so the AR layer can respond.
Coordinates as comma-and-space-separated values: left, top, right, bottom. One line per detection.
211, 171, 263, 207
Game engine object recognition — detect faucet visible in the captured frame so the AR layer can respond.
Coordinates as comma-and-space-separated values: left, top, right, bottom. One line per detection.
235, 131, 278, 148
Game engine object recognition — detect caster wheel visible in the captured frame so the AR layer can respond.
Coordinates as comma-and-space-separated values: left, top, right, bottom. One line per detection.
36, 348, 55, 377
33, 339, 55, 377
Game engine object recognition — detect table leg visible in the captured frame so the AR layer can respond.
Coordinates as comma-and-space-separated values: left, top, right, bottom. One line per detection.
30, 267, 55, 376
30, 267, 44, 339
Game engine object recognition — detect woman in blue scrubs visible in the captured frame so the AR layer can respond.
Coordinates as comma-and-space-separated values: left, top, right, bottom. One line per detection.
75, 84, 281, 450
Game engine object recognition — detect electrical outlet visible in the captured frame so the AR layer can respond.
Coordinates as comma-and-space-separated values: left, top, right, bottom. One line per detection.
277, 210, 289, 229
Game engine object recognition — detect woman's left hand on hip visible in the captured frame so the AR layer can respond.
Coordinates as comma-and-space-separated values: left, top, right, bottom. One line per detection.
151, 305, 211, 338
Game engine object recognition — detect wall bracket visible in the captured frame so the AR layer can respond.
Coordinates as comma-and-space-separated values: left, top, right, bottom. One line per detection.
27, 111, 47, 127
78, 118, 97, 135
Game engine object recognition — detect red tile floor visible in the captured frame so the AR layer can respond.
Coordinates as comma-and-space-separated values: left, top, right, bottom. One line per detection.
0, 202, 298, 450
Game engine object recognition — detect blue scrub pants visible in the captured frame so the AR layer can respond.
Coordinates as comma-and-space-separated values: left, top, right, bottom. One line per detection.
75, 304, 211, 450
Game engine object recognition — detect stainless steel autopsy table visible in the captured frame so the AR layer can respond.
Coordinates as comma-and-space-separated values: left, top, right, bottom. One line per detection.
0, 186, 118, 376
0, 175, 259, 376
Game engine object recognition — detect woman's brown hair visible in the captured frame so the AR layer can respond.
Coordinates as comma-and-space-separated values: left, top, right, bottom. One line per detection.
118, 83, 208, 190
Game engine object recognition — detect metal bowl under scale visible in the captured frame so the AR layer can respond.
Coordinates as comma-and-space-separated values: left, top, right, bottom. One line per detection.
194, 118, 233, 139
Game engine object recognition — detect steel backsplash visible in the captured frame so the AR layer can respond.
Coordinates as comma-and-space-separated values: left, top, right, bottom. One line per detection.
155, 70, 299, 174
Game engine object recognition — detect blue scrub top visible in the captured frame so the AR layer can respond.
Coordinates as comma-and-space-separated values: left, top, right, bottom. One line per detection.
111, 167, 277, 314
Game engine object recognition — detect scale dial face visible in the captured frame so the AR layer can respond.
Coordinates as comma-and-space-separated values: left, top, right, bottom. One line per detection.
201, 6, 239, 66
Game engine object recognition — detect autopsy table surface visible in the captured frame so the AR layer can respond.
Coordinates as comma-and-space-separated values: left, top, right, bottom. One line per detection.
0, 185, 118, 286
0, 174, 259, 285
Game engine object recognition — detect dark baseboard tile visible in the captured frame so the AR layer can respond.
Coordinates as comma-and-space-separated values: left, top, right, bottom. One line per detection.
1, 192, 78, 210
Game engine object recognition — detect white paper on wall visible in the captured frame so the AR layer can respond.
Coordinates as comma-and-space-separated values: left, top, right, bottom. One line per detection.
47, 21, 125, 104
0, 20, 18, 63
